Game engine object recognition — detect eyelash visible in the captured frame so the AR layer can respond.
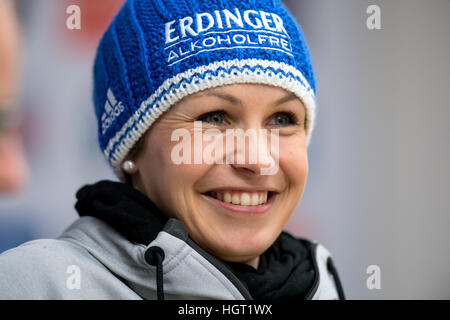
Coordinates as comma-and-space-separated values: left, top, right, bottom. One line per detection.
196, 110, 227, 125
195, 110, 300, 126
273, 111, 299, 126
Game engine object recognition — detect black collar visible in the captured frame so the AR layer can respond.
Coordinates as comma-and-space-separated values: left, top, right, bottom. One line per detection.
75, 180, 168, 245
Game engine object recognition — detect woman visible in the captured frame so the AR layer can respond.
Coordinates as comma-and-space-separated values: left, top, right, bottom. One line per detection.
0, 0, 345, 300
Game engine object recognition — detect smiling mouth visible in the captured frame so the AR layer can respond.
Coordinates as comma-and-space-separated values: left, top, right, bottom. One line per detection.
205, 190, 275, 206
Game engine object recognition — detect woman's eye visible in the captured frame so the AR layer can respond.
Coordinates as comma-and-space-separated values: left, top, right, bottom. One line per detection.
270, 112, 298, 126
196, 110, 226, 125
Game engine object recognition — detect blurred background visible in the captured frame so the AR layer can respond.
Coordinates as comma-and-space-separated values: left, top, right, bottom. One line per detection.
0, 0, 449, 299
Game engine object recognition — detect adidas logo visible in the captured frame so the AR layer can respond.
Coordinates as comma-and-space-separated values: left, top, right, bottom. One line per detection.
101, 88, 125, 134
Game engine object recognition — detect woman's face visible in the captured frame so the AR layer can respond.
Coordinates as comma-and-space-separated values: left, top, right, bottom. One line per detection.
131, 84, 308, 266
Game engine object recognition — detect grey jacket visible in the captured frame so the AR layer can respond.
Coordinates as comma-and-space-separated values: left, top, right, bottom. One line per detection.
0, 216, 343, 300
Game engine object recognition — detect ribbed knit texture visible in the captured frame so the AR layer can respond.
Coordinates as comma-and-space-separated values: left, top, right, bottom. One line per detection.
93, 0, 316, 178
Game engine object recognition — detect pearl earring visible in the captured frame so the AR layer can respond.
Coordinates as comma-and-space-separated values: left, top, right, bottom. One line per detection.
122, 160, 136, 173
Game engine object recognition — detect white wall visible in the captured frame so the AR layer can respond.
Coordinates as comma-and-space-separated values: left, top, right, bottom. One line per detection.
284, 0, 450, 299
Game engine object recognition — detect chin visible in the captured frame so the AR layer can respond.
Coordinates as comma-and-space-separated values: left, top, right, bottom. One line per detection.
206, 224, 279, 263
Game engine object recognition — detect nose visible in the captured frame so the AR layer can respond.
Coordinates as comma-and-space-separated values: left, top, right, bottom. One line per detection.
225, 127, 279, 176
230, 161, 266, 175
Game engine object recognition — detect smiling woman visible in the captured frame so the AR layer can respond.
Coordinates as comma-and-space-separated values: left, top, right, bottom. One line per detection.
128, 84, 308, 269
0, 0, 344, 301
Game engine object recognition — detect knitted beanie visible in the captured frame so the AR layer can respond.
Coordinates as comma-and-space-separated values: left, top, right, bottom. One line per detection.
93, 0, 316, 178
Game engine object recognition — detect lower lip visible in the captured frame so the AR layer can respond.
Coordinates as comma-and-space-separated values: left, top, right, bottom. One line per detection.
202, 192, 277, 214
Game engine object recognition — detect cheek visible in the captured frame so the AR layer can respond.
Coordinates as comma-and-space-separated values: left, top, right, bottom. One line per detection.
138, 132, 210, 213
279, 138, 308, 190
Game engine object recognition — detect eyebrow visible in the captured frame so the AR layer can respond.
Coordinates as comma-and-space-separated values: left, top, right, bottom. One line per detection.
204, 91, 241, 105
203, 90, 298, 107
273, 93, 298, 106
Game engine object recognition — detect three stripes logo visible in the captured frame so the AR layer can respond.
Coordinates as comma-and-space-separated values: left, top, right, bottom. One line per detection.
101, 88, 125, 134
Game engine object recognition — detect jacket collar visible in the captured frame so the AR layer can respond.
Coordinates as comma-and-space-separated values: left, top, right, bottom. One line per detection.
71, 180, 343, 300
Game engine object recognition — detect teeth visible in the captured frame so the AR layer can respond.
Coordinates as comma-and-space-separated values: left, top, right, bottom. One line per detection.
251, 193, 259, 205
231, 193, 240, 204
241, 193, 250, 206
208, 191, 270, 206
223, 192, 232, 203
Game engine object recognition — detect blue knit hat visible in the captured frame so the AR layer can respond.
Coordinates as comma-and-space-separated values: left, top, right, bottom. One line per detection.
93, 0, 316, 178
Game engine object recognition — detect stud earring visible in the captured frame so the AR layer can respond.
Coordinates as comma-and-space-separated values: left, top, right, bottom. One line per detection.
122, 160, 136, 173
